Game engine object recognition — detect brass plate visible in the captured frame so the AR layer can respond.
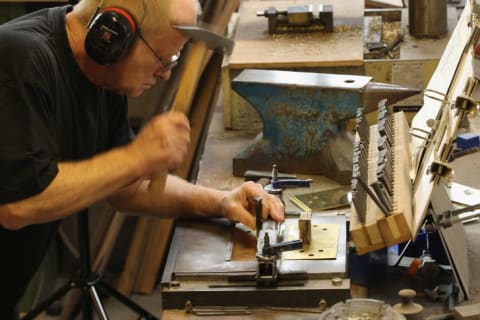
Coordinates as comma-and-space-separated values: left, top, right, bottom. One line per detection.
283, 223, 339, 260
290, 186, 351, 212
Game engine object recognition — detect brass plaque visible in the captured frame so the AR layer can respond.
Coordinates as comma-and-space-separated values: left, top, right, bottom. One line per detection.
283, 223, 338, 260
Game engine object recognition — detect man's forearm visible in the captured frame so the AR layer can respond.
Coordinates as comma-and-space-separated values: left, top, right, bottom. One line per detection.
0, 146, 142, 230
112, 175, 229, 219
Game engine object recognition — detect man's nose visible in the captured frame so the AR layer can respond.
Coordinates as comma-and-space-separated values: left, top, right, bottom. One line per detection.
154, 68, 171, 80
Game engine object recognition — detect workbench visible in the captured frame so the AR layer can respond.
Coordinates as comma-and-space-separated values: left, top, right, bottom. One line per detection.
162, 103, 349, 319
161, 98, 480, 320
160, 2, 480, 318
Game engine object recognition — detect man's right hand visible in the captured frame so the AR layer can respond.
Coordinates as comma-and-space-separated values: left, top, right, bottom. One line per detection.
128, 111, 191, 177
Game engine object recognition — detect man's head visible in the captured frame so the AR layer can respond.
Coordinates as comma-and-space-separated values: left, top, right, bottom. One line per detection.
70, 0, 197, 96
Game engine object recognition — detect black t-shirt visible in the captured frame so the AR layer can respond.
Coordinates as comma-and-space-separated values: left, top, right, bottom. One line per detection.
0, 5, 134, 204
0, 6, 135, 315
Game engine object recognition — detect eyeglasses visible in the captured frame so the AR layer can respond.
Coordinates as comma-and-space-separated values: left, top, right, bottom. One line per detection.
137, 31, 180, 72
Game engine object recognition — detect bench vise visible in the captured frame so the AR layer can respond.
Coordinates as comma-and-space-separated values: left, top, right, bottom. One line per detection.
257, 4, 334, 34
231, 69, 420, 184
254, 197, 303, 287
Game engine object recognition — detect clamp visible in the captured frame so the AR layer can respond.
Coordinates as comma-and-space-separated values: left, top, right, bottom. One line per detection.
254, 197, 303, 287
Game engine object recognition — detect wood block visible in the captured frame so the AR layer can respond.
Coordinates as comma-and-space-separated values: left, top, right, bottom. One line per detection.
454, 303, 480, 320
298, 211, 312, 246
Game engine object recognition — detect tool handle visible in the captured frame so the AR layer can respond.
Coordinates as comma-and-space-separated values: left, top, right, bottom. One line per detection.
255, 197, 263, 236
271, 179, 311, 188
244, 170, 296, 182
262, 239, 303, 256
148, 171, 168, 193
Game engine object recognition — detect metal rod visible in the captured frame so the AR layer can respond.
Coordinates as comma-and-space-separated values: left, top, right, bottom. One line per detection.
357, 178, 390, 216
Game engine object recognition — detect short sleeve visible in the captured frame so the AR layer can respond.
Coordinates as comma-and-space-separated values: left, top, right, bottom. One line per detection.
0, 46, 59, 204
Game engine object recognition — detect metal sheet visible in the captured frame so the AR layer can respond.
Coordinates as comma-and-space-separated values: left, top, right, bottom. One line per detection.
162, 215, 347, 279
290, 186, 351, 211
283, 223, 338, 260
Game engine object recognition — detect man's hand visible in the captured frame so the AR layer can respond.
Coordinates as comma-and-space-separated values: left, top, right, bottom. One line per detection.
220, 181, 285, 230
128, 111, 191, 177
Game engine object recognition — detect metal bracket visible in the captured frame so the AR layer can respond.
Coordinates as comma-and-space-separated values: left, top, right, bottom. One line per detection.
428, 161, 454, 182
453, 94, 479, 116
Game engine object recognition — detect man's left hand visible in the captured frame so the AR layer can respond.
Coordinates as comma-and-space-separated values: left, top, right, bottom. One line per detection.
220, 181, 284, 231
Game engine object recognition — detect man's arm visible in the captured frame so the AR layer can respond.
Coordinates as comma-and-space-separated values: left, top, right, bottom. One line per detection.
0, 112, 190, 230
0, 146, 141, 230
109, 174, 285, 231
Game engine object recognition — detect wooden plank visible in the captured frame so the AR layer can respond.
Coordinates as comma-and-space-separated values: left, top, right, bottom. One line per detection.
116, 217, 153, 295
229, 0, 364, 69
411, 1, 477, 239
130, 0, 242, 293
119, 43, 202, 293
134, 53, 224, 294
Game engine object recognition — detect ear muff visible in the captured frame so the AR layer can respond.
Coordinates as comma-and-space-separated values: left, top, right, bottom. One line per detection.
85, 7, 137, 65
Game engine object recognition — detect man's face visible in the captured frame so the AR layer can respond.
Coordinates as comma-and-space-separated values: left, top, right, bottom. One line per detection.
105, 28, 188, 97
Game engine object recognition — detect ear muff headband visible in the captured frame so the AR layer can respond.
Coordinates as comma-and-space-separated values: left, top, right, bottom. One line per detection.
85, 7, 137, 65
102, 7, 137, 33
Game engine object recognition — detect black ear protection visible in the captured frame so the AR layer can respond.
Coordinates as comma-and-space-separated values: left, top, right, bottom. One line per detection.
85, 7, 138, 65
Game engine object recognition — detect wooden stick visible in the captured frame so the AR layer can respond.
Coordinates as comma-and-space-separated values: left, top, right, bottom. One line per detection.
135, 53, 224, 294
119, 1, 240, 296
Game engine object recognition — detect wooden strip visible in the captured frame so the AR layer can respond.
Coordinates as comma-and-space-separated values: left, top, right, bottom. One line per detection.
134, 53, 224, 294
120, 1, 240, 296
116, 217, 154, 295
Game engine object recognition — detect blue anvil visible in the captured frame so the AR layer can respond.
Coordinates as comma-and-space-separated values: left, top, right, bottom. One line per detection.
231, 69, 419, 184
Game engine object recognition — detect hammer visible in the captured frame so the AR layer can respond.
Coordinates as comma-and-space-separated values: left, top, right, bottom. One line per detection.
148, 24, 234, 193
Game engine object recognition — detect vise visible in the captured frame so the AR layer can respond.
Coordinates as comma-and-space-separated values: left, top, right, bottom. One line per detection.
231, 69, 420, 184
254, 197, 303, 287
257, 4, 334, 34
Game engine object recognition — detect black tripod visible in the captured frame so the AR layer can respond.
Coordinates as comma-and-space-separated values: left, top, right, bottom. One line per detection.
22, 209, 159, 320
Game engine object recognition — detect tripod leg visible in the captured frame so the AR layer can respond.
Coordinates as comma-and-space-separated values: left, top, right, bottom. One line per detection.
81, 287, 93, 320
89, 285, 109, 320
22, 281, 72, 320
98, 280, 159, 320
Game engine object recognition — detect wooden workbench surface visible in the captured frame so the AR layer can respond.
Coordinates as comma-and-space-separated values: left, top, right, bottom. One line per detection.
229, 0, 364, 69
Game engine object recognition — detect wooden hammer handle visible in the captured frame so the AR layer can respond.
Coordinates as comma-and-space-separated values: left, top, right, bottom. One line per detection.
148, 170, 168, 193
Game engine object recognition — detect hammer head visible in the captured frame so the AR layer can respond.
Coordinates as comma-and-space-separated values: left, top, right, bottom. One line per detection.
174, 24, 234, 55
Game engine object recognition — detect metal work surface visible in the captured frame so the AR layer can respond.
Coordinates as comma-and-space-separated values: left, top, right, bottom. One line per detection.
161, 215, 349, 309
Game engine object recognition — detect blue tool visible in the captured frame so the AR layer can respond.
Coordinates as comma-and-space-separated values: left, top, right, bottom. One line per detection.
456, 132, 480, 150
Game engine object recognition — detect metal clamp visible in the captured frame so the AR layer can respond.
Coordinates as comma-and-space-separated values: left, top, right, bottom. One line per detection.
427, 161, 454, 182
453, 94, 479, 116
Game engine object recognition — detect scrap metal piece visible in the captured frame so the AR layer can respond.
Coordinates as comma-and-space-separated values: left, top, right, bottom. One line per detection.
290, 186, 351, 212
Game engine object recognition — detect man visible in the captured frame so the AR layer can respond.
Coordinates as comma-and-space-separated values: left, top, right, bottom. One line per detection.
0, 0, 284, 317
